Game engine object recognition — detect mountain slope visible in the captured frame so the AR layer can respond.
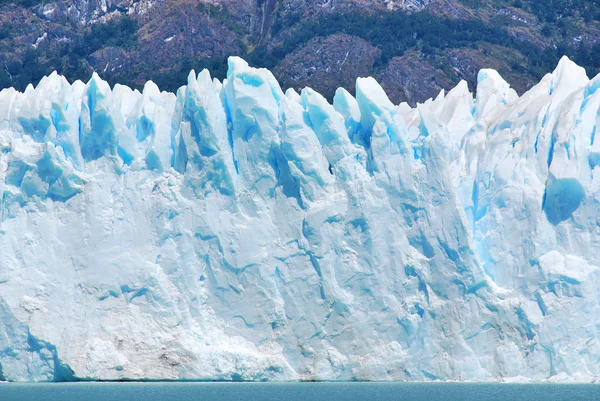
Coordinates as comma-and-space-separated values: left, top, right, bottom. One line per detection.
2, 0, 600, 104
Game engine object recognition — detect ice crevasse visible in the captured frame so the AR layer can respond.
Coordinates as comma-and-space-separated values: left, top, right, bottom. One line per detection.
1, 56, 600, 382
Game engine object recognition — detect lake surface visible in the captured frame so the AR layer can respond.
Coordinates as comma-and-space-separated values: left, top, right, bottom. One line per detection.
0, 382, 598, 401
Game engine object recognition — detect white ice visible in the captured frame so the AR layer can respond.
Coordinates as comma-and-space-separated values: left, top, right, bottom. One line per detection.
1, 56, 600, 382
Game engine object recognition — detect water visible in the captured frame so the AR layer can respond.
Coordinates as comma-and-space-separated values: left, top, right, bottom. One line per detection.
0, 382, 598, 401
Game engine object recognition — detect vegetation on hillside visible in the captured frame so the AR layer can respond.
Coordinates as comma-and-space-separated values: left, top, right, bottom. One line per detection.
512, 0, 600, 22
0, 16, 139, 90
2, 0, 600, 98
0, 0, 46, 6
119, 10, 600, 93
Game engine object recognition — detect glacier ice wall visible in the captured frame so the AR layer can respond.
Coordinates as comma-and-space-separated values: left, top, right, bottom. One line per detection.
1, 56, 600, 382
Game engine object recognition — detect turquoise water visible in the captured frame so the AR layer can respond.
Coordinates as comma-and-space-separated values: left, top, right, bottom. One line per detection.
0, 382, 598, 401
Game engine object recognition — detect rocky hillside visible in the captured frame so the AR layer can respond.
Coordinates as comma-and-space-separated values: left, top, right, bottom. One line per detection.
1, 0, 600, 104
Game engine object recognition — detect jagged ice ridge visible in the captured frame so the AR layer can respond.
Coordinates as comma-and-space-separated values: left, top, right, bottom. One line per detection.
1, 56, 600, 382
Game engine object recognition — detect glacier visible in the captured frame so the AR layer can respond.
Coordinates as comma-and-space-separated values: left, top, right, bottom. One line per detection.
1, 56, 600, 382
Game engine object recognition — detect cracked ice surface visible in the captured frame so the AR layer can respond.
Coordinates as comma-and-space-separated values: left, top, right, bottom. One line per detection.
1, 56, 600, 382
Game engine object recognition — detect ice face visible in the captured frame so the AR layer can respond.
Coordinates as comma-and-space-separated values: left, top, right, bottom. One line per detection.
1, 56, 600, 382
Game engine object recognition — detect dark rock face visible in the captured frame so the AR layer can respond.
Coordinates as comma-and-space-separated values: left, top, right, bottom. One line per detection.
136, 1, 242, 66
88, 46, 131, 74
275, 34, 381, 100
377, 51, 454, 105
444, 45, 538, 99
